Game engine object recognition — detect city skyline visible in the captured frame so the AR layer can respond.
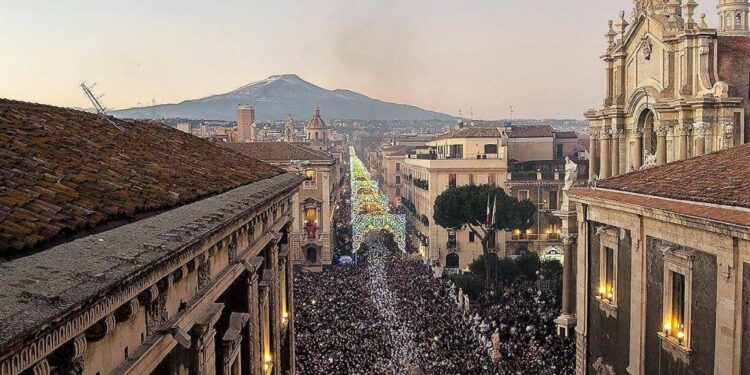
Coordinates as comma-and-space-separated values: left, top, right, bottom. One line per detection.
1, 0, 720, 119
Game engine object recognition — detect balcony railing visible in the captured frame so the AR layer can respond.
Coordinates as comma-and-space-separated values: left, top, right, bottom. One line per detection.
413, 178, 429, 190
509, 233, 561, 241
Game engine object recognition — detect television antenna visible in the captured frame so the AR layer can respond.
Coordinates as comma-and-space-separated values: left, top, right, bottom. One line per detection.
80, 82, 125, 131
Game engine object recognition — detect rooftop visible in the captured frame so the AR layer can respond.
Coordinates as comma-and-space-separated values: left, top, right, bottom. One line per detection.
554, 131, 578, 139
432, 126, 505, 141
596, 143, 750, 209
220, 142, 334, 162
0, 99, 283, 258
0, 172, 302, 350
508, 125, 555, 138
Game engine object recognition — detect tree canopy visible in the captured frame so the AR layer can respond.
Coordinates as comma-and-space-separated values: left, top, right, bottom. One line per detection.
433, 184, 534, 234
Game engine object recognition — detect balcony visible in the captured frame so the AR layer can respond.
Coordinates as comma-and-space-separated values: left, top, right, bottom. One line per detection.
509, 233, 560, 241
413, 178, 429, 190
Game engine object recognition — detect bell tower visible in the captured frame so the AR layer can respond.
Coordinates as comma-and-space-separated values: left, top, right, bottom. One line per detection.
718, 0, 750, 36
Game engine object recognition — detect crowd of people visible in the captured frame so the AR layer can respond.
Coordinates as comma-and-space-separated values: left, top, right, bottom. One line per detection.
294, 233, 574, 374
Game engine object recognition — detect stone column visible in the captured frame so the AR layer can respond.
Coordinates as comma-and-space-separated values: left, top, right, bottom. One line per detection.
632, 129, 643, 171
599, 130, 611, 179
247, 273, 261, 375
677, 122, 692, 160
693, 122, 710, 156
610, 129, 623, 176
655, 123, 669, 165
561, 234, 577, 316
192, 304, 224, 375
588, 130, 599, 181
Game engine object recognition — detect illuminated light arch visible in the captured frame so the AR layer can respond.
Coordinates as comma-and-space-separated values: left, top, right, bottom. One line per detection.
348, 147, 406, 253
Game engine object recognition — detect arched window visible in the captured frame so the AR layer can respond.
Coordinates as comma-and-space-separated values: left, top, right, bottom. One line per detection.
727, 13, 733, 30
315, 131, 319, 140
484, 144, 499, 154
446, 253, 460, 268
736, 13, 742, 28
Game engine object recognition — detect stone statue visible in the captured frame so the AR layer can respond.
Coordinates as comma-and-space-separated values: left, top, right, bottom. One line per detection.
563, 156, 578, 191
641, 150, 657, 170
463, 294, 470, 311
490, 329, 502, 363
634, 0, 666, 13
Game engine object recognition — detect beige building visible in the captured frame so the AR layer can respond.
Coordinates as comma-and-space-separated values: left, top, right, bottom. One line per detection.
237, 105, 256, 143
305, 106, 328, 144
376, 145, 414, 205
221, 142, 341, 270
585, 0, 750, 180
0, 100, 299, 375
176, 122, 191, 134
402, 126, 509, 269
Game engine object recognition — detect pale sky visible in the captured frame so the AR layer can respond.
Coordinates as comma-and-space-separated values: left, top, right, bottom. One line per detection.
0, 0, 720, 119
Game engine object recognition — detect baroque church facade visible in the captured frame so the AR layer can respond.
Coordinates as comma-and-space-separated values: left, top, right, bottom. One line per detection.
585, 0, 750, 180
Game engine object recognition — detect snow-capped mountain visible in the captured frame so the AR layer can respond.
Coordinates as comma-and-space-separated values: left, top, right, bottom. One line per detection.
110, 74, 452, 121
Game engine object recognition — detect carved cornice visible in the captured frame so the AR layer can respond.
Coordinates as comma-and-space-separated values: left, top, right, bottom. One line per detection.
0, 184, 299, 375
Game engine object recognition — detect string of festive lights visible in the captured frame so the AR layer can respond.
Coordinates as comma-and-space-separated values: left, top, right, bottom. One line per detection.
349, 147, 406, 252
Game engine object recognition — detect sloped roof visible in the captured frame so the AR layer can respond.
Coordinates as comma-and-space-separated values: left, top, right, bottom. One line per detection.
221, 142, 334, 162
432, 126, 504, 141
597, 143, 750, 209
0, 99, 283, 257
508, 125, 555, 138
555, 131, 578, 139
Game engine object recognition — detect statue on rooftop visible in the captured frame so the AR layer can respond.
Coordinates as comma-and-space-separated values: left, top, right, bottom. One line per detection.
634, 0, 666, 13
563, 156, 578, 191
641, 150, 657, 170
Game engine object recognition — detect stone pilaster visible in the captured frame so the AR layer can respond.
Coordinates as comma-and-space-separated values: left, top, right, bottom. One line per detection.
588, 130, 599, 181
677, 122, 692, 160
610, 129, 623, 177
632, 128, 644, 171
723, 120, 735, 149
192, 303, 224, 375
247, 273, 261, 375
655, 123, 669, 165
693, 122, 710, 156
600, 130, 611, 179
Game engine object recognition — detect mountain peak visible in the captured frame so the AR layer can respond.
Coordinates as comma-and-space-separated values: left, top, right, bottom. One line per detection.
111, 74, 453, 121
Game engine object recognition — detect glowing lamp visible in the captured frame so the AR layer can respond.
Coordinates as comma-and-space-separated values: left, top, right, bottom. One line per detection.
663, 322, 671, 335
304, 169, 315, 179
283, 312, 289, 319
265, 354, 273, 363
677, 331, 685, 344
264, 364, 269, 371
598, 286, 606, 297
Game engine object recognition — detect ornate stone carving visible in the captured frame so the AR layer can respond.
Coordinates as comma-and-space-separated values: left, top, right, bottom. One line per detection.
114, 299, 139, 323
228, 238, 238, 262
609, 128, 624, 139
562, 233, 578, 246
145, 293, 168, 337
676, 122, 692, 136
633, 128, 645, 138
28, 359, 50, 375
84, 314, 115, 342
693, 122, 710, 137
634, 0, 666, 13
641, 150, 657, 170
198, 256, 212, 290
641, 38, 653, 60
593, 357, 616, 375
49, 335, 86, 375
655, 123, 670, 136
589, 129, 600, 140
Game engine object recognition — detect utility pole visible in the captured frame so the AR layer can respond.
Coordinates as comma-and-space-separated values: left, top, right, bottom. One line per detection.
80, 82, 125, 131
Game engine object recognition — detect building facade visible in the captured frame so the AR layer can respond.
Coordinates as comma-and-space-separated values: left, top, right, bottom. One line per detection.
237, 105, 256, 143
562, 143, 750, 375
0, 100, 299, 375
401, 126, 509, 269
585, 0, 750, 181
221, 142, 341, 270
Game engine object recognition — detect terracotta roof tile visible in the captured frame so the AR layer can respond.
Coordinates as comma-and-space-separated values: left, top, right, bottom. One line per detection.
0, 99, 283, 257
597, 143, 750, 209
220, 142, 334, 162
570, 187, 750, 227
508, 125, 555, 138
555, 131, 578, 139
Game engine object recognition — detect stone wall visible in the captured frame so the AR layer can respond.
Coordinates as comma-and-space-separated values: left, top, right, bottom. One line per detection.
644, 237, 717, 375
586, 222, 631, 374
743, 262, 750, 374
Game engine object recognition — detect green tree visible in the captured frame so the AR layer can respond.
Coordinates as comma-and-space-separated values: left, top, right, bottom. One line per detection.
511, 199, 537, 238
433, 184, 532, 288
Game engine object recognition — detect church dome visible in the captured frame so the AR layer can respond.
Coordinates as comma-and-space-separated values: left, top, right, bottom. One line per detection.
306, 106, 327, 129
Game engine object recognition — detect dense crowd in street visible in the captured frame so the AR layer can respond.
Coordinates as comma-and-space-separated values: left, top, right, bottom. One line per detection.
294, 234, 574, 374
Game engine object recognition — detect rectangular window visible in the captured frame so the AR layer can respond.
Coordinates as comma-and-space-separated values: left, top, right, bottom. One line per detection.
549, 190, 558, 210
518, 190, 529, 201
448, 174, 457, 189
605, 247, 614, 300
671, 271, 686, 339
556, 144, 564, 159
469, 231, 476, 243
449, 144, 464, 159
396, 163, 401, 172
396, 175, 401, 185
